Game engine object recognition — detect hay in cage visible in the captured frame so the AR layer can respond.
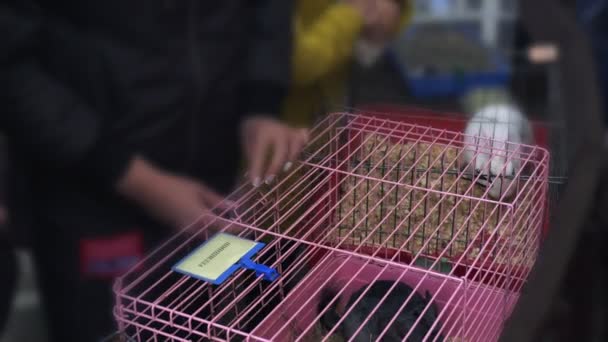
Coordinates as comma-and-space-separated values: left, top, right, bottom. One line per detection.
331, 133, 537, 269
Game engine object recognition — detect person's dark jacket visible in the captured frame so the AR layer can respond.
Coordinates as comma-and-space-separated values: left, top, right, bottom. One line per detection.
0, 0, 293, 236
0, 232, 16, 336
500, 0, 605, 341
0, 137, 15, 337
578, 0, 608, 125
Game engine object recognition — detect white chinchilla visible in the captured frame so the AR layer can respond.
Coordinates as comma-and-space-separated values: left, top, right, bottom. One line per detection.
463, 103, 533, 200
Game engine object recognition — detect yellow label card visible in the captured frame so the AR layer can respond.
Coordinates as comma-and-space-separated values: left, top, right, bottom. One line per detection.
173, 233, 261, 284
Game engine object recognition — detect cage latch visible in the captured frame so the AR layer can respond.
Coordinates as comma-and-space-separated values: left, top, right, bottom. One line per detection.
238, 257, 279, 282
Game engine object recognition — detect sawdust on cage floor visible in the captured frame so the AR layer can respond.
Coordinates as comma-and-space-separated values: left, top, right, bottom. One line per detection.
331, 134, 536, 268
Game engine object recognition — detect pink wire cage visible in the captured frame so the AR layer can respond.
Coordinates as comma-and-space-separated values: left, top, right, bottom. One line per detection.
113, 112, 550, 342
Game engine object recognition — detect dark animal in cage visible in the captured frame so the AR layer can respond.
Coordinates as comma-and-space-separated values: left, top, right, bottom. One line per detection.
318, 280, 444, 342
206, 239, 311, 341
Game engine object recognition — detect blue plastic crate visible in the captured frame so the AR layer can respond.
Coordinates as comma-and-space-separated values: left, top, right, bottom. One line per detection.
389, 25, 511, 99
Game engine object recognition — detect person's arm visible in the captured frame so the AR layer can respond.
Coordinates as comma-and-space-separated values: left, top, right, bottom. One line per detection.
0, 1, 133, 188
239, 0, 309, 186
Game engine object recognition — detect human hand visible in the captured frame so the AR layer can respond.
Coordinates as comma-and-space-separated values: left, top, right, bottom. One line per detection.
241, 117, 309, 187
527, 43, 559, 64
116, 157, 235, 230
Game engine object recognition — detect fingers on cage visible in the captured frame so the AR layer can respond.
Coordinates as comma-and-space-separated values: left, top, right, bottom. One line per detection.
265, 135, 289, 184
250, 134, 271, 187
287, 131, 308, 165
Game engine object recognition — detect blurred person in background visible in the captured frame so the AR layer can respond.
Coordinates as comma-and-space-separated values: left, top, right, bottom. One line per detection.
282, 0, 413, 127
0, 1, 306, 341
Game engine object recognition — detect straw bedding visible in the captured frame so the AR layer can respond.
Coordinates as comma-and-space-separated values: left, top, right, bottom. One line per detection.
331, 134, 535, 268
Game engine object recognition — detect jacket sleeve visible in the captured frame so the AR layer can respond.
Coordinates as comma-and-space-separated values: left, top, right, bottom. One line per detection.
291, 3, 363, 87
241, 0, 294, 117
291, 1, 413, 87
0, 2, 134, 188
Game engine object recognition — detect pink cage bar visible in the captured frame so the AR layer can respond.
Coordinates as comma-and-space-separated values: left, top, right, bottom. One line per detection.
113, 112, 550, 341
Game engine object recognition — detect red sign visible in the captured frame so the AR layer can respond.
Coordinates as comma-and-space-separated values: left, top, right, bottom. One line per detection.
79, 231, 143, 279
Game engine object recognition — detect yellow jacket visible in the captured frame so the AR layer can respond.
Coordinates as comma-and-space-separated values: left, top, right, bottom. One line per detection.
282, 0, 413, 127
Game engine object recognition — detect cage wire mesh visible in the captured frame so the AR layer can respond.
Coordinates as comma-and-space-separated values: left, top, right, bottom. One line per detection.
112, 14, 568, 342
113, 110, 550, 342
351, 38, 568, 231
